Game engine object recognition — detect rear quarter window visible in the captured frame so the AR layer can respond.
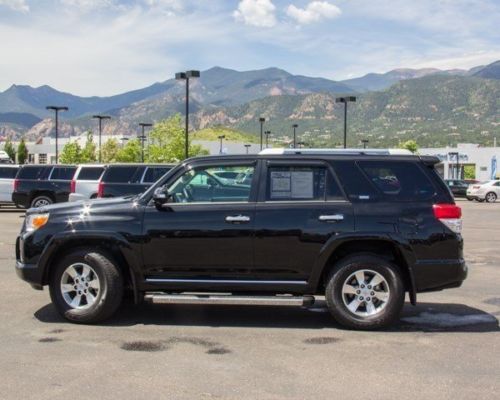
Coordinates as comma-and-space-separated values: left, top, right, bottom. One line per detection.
143, 166, 171, 183
77, 167, 105, 181
358, 161, 436, 201
17, 166, 50, 180
0, 167, 19, 179
103, 166, 142, 183
50, 167, 76, 180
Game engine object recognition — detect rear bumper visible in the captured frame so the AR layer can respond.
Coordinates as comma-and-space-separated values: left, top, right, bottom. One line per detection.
68, 193, 86, 202
12, 192, 28, 208
413, 259, 468, 292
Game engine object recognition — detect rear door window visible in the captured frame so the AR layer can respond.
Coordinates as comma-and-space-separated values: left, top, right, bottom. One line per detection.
17, 166, 50, 180
77, 167, 105, 181
0, 167, 18, 179
266, 165, 343, 201
50, 167, 76, 180
358, 161, 436, 201
143, 166, 171, 183
104, 166, 142, 183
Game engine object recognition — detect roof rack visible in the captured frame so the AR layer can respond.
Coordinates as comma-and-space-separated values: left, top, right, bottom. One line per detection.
258, 148, 413, 156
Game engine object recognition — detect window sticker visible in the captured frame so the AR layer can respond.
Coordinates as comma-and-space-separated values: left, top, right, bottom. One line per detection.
270, 171, 291, 198
291, 171, 314, 198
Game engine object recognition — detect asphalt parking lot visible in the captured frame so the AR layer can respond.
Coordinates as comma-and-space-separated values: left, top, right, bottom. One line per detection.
0, 200, 499, 400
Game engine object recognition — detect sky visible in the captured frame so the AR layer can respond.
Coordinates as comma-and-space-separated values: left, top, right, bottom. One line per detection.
0, 0, 499, 96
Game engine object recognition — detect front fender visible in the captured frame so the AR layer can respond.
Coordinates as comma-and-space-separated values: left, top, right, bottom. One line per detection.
308, 233, 418, 304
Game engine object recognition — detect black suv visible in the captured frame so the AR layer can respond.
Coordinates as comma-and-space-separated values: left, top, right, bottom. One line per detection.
97, 164, 174, 198
15, 150, 466, 329
12, 165, 77, 208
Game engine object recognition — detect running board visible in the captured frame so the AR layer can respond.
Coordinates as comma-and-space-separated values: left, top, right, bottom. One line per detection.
144, 293, 315, 307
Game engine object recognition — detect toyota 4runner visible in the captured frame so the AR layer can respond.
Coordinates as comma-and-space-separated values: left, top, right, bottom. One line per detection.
15, 149, 467, 330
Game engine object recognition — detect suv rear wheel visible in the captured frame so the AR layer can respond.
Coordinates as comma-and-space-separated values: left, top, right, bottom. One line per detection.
325, 254, 405, 330
49, 248, 123, 323
31, 195, 53, 208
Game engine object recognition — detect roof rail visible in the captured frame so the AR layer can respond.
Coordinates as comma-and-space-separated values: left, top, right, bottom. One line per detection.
258, 148, 413, 156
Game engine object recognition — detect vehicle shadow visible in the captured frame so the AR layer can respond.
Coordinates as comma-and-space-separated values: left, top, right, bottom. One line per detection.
34, 300, 499, 333
0, 207, 25, 213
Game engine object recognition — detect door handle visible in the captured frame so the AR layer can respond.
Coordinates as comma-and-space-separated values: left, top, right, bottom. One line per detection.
318, 214, 344, 222
225, 215, 251, 223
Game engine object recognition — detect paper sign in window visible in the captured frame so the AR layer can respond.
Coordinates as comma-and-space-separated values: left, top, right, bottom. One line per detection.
291, 171, 314, 198
270, 171, 291, 198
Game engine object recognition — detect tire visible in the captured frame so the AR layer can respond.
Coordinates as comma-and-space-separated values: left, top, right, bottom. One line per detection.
485, 192, 497, 203
325, 254, 405, 330
49, 248, 124, 324
30, 195, 53, 208
466, 197, 473, 201
477, 199, 485, 202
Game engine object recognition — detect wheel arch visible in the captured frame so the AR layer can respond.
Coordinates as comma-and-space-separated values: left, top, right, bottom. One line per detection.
310, 235, 417, 304
39, 232, 141, 303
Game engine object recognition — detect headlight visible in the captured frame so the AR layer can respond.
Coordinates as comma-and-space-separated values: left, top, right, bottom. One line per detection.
25, 213, 50, 232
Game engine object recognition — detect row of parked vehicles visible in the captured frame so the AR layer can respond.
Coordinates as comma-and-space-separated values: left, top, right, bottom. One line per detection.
0, 163, 174, 208
445, 179, 500, 202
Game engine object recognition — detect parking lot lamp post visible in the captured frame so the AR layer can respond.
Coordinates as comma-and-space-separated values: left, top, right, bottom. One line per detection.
449, 152, 460, 179
92, 115, 111, 163
292, 124, 298, 148
175, 70, 200, 159
46, 106, 68, 164
258, 117, 266, 150
335, 96, 356, 148
361, 139, 369, 149
244, 144, 251, 154
265, 130, 271, 148
139, 123, 153, 161
218, 135, 226, 154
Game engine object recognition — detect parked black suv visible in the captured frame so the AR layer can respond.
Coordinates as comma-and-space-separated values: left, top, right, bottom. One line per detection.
15, 150, 466, 329
97, 164, 174, 198
12, 165, 77, 208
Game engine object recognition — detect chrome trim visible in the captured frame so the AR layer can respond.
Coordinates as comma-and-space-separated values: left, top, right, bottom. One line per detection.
145, 278, 308, 285
225, 215, 251, 223
318, 214, 344, 222
145, 294, 315, 306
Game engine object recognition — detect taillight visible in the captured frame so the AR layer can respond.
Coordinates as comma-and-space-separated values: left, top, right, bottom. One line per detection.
472, 185, 480, 189
13, 179, 19, 191
70, 179, 76, 193
97, 181, 104, 198
433, 203, 462, 233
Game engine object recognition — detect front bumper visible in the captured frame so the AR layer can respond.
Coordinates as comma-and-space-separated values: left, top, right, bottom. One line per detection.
15, 260, 43, 290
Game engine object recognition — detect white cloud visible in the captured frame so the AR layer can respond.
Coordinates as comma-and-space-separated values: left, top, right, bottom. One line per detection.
0, 0, 29, 13
286, 1, 341, 25
60, 0, 116, 12
233, 0, 277, 28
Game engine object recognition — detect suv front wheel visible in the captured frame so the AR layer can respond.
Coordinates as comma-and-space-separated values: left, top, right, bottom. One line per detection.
325, 254, 405, 330
49, 248, 124, 323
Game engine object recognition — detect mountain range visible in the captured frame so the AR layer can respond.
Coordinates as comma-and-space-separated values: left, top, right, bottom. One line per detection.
0, 60, 499, 147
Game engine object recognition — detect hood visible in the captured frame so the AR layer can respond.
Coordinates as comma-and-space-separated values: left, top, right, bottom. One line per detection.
26, 196, 137, 216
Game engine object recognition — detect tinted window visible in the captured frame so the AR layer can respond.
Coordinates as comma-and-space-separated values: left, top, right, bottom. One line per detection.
17, 166, 50, 180
143, 167, 171, 183
0, 167, 18, 179
50, 167, 76, 180
359, 161, 435, 200
77, 167, 105, 181
103, 166, 142, 183
333, 161, 378, 201
167, 165, 254, 203
266, 166, 342, 201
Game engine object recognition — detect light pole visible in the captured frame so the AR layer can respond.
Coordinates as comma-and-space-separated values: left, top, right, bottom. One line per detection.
265, 130, 271, 148
292, 124, 298, 148
138, 123, 153, 163
449, 152, 460, 179
244, 144, 251, 154
361, 139, 369, 149
259, 117, 265, 150
92, 115, 111, 163
218, 135, 225, 154
335, 96, 356, 148
46, 105, 68, 164
175, 70, 200, 159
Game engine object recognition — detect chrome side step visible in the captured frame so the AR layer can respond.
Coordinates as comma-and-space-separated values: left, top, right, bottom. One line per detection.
144, 293, 315, 307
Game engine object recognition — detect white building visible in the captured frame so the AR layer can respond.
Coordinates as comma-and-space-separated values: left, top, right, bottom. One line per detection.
420, 143, 500, 181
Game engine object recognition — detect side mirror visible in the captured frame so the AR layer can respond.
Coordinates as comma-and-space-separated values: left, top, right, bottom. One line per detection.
153, 187, 171, 209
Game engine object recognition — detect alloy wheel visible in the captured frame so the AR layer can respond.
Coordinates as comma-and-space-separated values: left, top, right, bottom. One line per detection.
60, 263, 101, 309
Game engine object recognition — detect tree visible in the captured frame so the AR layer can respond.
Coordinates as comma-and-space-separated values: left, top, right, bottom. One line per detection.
116, 138, 142, 162
17, 139, 28, 164
399, 140, 418, 154
3, 139, 16, 162
147, 114, 208, 163
101, 138, 120, 163
59, 141, 82, 164
81, 131, 97, 163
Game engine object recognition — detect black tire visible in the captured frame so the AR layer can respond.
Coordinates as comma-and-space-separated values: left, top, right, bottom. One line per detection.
477, 199, 485, 202
325, 254, 405, 330
49, 248, 123, 324
485, 192, 497, 203
30, 195, 53, 208
466, 197, 473, 201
